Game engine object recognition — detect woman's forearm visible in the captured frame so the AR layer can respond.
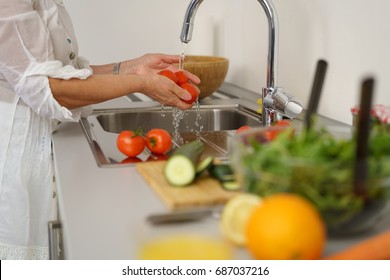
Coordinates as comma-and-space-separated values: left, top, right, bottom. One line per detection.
48, 53, 199, 111
48, 74, 145, 109
90, 63, 119, 75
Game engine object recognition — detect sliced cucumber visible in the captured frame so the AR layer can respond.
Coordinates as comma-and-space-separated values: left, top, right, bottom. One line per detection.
196, 156, 214, 175
210, 164, 235, 182
163, 140, 205, 187
173, 140, 205, 163
209, 163, 241, 191
221, 180, 241, 191
164, 154, 196, 186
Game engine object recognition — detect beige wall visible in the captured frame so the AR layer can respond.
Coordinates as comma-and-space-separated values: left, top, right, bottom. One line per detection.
66, 0, 390, 124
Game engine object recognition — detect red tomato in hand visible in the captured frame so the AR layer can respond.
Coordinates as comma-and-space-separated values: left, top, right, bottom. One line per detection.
180, 82, 198, 104
175, 71, 189, 85
117, 130, 145, 157
158, 69, 178, 83
145, 128, 173, 154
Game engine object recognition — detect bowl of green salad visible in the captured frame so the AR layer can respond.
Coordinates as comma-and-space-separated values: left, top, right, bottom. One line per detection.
230, 121, 390, 236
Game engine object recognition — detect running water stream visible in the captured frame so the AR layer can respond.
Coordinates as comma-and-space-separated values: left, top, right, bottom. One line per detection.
171, 42, 203, 145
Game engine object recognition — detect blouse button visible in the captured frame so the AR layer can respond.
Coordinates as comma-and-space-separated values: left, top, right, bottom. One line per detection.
69, 52, 76, 60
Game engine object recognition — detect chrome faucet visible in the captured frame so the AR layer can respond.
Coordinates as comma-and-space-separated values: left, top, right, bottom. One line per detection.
180, 0, 303, 126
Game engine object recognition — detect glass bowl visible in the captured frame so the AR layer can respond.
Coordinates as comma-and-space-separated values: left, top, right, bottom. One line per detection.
230, 125, 390, 236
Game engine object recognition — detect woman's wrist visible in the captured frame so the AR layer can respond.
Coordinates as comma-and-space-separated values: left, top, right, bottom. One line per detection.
113, 62, 121, 75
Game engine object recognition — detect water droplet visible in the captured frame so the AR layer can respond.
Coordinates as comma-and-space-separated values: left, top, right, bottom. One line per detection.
179, 43, 188, 71
194, 100, 203, 139
172, 107, 184, 144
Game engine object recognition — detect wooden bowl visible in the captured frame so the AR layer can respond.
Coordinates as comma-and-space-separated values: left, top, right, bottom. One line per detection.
182, 55, 229, 99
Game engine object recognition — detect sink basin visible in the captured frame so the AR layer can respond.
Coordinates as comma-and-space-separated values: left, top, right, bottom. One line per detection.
80, 104, 262, 167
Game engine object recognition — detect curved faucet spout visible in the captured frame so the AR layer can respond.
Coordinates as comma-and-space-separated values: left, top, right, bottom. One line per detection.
258, 0, 278, 89
180, 0, 277, 90
180, 0, 204, 44
180, 0, 302, 125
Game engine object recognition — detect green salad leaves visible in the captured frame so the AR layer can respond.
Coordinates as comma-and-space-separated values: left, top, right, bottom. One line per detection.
236, 122, 390, 232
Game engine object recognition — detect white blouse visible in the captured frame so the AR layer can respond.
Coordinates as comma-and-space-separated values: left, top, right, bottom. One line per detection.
0, 0, 92, 259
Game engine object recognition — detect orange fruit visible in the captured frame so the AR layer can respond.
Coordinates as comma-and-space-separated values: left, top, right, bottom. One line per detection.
245, 193, 326, 260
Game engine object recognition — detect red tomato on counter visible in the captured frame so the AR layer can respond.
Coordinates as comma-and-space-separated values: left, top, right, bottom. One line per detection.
121, 157, 143, 164
263, 130, 278, 142
145, 128, 173, 155
117, 130, 145, 157
275, 119, 291, 127
146, 154, 169, 161
236, 125, 251, 134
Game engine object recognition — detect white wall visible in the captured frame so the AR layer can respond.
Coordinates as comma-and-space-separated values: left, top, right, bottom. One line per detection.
66, 0, 390, 124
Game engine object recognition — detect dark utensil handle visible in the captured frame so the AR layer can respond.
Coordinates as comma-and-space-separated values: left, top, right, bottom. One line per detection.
354, 78, 375, 197
305, 59, 328, 129
146, 209, 214, 225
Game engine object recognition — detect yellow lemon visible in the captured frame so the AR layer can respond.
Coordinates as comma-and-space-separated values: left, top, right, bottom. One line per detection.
139, 234, 232, 260
220, 193, 262, 246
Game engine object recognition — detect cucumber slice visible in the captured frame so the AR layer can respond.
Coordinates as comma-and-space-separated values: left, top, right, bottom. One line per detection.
196, 156, 214, 175
173, 140, 205, 163
164, 154, 196, 186
210, 164, 235, 182
163, 140, 205, 187
221, 180, 241, 191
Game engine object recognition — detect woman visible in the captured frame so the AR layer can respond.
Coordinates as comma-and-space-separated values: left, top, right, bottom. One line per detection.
0, 0, 200, 259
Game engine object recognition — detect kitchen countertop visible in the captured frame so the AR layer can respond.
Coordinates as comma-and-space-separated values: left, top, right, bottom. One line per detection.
52, 83, 390, 260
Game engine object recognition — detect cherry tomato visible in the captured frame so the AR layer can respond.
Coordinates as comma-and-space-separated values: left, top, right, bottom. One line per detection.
158, 69, 178, 83
263, 130, 278, 142
121, 157, 143, 164
146, 154, 169, 161
145, 128, 173, 155
175, 71, 189, 85
117, 130, 145, 157
275, 119, 291, 127
263, 125, 291, 142
180, 82, 198, 104
236, 125, 251, 134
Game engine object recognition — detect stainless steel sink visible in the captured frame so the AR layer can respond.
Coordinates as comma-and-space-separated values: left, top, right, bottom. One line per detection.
80, 104, 262, 167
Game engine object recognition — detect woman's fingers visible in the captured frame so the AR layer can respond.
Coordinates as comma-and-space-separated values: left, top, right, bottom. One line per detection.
144, 75, 197, 109
160, 54, 181, 64
182, 70, 201, 85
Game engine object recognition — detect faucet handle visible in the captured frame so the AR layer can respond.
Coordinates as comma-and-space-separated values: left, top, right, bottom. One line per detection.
263, 87, 303, 119
285, 101, 304, 118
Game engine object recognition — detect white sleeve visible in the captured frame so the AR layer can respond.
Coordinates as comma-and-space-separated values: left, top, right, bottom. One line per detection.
0, 3, 92, 122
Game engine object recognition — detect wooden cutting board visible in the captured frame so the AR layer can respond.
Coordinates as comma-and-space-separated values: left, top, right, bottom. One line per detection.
136, 161, 239, 209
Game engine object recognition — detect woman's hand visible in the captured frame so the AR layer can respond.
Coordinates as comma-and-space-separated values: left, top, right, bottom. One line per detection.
121, 53, 201, 110
77, 53, 201, 111
139, 73, 200, 110
49, 70, 200, 111
121, 53, 201, 85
